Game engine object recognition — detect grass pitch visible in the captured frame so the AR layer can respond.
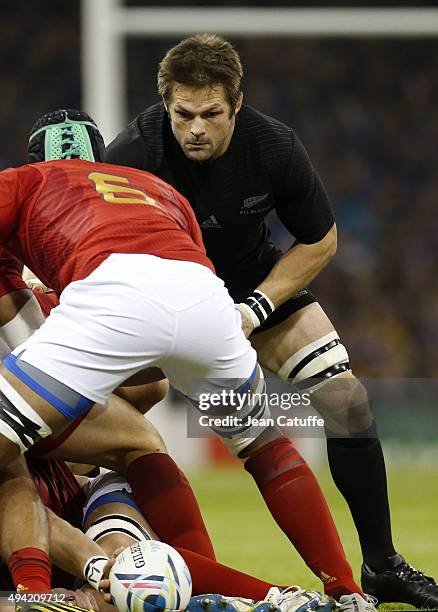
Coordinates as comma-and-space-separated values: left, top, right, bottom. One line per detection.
189, 461, 438, 594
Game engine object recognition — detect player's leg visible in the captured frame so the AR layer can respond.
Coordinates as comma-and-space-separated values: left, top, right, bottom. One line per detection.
115, 374, 169, 414
40, 392, 166, 472
42, 391, 215, 560
0, 289, 54, 592
251, 299, 438, 607
0, 361, 69, 593
161, 278, 362, 601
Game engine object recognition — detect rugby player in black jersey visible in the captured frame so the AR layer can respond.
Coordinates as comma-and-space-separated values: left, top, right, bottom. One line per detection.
104, 34, 438, 608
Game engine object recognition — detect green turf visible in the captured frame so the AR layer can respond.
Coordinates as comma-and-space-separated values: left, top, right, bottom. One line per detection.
188, 462, 438, 593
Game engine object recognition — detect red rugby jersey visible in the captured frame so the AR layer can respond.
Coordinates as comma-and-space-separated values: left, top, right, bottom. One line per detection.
0, 245, 27, 298
0, 160, 214, 295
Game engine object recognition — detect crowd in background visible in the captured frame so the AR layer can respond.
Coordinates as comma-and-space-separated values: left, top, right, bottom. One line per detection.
0, 1, 81, 167
2, 1, 437, 378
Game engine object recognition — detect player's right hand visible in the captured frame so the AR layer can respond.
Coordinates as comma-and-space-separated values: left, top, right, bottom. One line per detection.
235, 304, 255, 338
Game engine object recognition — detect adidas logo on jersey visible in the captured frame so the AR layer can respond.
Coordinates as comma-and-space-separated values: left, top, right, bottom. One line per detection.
200, 214, 222, 229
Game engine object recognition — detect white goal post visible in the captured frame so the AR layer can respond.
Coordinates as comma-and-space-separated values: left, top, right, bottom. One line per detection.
81, 0, 438, 146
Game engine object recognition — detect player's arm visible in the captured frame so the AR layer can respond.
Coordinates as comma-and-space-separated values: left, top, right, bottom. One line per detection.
0, 247, 45, 358
257, 224, 337, 307
47, 507, 108, 592
237, 134, 336, 335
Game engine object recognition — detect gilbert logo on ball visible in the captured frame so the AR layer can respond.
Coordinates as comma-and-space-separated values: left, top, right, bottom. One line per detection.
110, 540, 192, 612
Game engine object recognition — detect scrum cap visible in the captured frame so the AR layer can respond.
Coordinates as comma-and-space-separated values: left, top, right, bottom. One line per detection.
27, 109, 104, 163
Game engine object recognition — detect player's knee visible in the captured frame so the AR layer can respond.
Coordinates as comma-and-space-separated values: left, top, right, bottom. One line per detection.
116, 379, 169, 414
277, 334, 373, 434
124, 425, 167, 470
142, 427, 167, 454
0, 371, 53, 454
277, 331, 350, 392
142, 379, 169, 410
313, 375, 373, 435
192, 364, 275, 457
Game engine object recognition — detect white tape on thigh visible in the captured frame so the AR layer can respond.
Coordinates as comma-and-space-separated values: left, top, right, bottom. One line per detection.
83, 471, 133, 520
278, 332, 350, 391
211, 368, 273, 455
85, 514, 152, 544
0, 374, 52, 453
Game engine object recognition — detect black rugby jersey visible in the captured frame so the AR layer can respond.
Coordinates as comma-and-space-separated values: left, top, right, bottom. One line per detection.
105, 103, 334, 300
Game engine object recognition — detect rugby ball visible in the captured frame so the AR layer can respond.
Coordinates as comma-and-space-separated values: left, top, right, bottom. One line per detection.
110, 540, 192, 612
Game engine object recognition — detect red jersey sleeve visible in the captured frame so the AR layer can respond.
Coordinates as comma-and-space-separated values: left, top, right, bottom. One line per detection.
0, 245, 26, 298
33, 290, 59, 317
0, 168, 21, 243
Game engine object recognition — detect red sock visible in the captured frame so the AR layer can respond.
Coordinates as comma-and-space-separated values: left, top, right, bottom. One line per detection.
127, 453, 215, 560
176, 547, 275, 599
8, 548, 51, 592
245, 438, 362, 599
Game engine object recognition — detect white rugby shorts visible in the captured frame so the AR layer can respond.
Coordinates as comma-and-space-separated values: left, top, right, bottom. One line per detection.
13, 254, 257, 404
82, 470, 133, 521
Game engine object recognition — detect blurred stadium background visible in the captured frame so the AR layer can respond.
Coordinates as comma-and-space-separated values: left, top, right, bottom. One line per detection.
2, 0, 437, 587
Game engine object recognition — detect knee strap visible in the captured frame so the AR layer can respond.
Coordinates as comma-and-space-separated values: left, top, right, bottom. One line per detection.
0, 374, 52, 453
278, 332, 350, 392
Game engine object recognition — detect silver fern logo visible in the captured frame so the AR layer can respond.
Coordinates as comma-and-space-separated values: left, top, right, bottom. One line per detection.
242, 193, 269, 209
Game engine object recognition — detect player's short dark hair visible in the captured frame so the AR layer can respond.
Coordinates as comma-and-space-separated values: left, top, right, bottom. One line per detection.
157, 33, 243, 114
27, 109, 105, 164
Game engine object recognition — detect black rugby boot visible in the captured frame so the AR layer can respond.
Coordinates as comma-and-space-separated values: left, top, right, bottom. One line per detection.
362, 554, 438, 609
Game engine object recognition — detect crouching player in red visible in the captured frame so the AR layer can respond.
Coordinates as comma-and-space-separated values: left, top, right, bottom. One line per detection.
81, 470, 374, 612
0, 252, 216, 600
9, 455, 369, 612
0, 110, 370, 610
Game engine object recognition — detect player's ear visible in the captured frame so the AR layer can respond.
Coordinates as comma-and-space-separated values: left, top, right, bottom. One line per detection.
235, 92, 243, 115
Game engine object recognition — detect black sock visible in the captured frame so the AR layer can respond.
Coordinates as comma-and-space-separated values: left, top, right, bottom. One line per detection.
326, 421, 397, 572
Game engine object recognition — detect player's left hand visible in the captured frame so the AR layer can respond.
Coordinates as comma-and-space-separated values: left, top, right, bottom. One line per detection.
25, 278, 51, 293
99, 547, 125, 603
235, 304, 255, 338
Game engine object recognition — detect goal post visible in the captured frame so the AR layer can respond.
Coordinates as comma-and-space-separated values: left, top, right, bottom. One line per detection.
80, 0, 438, 143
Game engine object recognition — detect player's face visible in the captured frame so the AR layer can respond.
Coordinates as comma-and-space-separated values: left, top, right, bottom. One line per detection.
166, 83, 242, 162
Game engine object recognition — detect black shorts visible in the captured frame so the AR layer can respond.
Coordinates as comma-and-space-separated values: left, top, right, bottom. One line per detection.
253, 288, 317, 334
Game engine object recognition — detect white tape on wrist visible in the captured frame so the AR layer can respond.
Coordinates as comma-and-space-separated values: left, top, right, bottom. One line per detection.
238, 289, 275, 329
236, 302, 261, 330
83, 555, 108, 591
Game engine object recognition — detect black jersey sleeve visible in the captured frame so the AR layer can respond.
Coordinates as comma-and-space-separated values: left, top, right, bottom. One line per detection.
275, 132, 335, 244
104, 122, 147, 169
